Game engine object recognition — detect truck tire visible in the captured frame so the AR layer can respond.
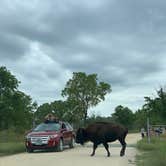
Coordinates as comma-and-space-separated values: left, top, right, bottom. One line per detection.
26, 148, 33, 153
57, 139, 63, 152
69, 137, 75, 148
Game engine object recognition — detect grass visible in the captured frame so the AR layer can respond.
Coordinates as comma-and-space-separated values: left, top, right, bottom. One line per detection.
0, 130, 26, 156
136, 135, 166, 166
0, 142, 25, 156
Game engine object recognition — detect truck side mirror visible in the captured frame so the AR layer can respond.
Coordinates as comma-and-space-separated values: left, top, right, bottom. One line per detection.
62, 123, 66, 129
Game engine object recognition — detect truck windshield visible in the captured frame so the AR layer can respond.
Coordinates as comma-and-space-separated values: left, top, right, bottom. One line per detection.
33, 123, 61, 132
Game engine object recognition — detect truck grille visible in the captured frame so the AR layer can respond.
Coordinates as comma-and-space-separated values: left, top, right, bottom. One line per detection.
31, 136, 49, 145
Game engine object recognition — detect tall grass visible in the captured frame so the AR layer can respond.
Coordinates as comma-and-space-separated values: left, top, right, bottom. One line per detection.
0, 130, 26, 156
0, 142, 25, 156
136, 136, 166, 166
0, 129, 25, 142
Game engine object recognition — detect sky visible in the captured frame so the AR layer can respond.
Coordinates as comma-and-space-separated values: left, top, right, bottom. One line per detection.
0, 0, 166, 116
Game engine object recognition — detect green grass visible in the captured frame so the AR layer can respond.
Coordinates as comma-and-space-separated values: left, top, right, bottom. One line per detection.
0, 130, 25, 142
0, 142, 25, 156
136, 136, 166, 166
0, 130, 26, 156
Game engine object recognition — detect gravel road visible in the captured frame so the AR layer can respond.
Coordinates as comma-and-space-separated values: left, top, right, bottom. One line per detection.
0, 133, 141, 166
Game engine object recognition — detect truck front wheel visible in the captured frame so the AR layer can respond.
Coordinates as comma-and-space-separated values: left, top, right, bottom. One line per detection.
26, 148, 33, 153
57, 139, 63, 152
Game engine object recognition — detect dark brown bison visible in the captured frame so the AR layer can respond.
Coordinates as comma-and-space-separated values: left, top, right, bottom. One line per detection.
76, 122, 128, 157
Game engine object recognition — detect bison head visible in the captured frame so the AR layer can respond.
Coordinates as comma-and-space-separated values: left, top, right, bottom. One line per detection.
76, 128, 86, 145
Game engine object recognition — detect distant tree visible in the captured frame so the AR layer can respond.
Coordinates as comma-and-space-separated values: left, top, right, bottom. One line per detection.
134, 108, 148, 129
35, 99, 84, 126
0, 66, 19, 129
112, 105, 134, 129
50, 100, 66, 119
35, 100, 70, 124
35, 103, 53, 124
0, 66, 19, 93
142, 87, 166, 124
11, 91, 36, 131
56, 99, 84, 124
61, 72, 111, 123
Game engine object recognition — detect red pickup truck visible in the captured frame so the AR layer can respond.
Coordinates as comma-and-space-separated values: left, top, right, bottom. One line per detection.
25, 121, 75, 152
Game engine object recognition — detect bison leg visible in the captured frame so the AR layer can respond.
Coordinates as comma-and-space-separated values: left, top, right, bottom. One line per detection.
91, 143, 98, 156
118, 138, 126, 157
103, 142, 110, 157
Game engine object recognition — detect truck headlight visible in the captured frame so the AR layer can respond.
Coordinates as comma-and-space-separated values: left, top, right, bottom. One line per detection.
26, 136, 31, 141
49, 134, 58, 139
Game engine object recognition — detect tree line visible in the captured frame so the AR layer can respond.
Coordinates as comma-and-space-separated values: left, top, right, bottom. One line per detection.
0, 66, 166, 132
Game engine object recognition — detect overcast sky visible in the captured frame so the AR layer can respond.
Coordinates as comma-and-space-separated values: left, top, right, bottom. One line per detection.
0, 0, 166, 116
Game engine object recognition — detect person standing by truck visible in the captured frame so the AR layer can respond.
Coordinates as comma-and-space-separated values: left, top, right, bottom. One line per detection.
141, 127, 145, 138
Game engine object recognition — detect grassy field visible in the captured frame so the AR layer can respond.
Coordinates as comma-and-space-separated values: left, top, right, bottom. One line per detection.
0, 130, 26, 156
0, 142, 25, 156
136, 135, 166, 166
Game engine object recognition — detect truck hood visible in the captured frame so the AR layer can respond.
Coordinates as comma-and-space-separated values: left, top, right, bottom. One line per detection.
27, 131, 59, 137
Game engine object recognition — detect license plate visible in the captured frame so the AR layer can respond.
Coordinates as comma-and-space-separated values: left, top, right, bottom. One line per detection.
35, 138, 43, 145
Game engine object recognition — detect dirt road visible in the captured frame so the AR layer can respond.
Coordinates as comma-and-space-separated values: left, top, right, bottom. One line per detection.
0, 133, 141, 166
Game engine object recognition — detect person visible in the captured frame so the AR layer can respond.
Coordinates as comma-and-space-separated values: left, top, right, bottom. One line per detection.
44, 113, 59, 123
155, 127, 162, 136
141, 127, 145, 138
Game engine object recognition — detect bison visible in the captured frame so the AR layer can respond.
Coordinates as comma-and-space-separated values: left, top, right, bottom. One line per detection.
76, 122, 128, 157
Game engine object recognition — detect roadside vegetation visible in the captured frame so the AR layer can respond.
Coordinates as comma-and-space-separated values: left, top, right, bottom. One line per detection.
0, 142, 25, 156
136, 135, 166, 166
0, 130, 25, 156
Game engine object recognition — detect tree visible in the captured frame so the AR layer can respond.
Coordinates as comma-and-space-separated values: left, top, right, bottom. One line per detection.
35, 99, 84, 126
0, 66, 19, 129
112, 105, 134, 129
142, 87, 166, 124
0, 66, 19, 93
0, 66, 36, 131
134, 108, 148, 129
11, 91, 36, 131
61, 72, 111, 123
35, 103, 53, 124
35, 100, 67, 124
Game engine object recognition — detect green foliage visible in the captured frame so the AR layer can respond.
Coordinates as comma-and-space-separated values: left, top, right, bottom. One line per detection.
136, 137, 166, 166
61, 72, 111, 123
0, 129, 25, 143
134, 87, 166, 129
35, 103, 53, 124
145, 88, 166, 123
0, 130, 25, 156
137, 138, 158, 151
0, 142, 25, 156
111, 105, 135, 129
35, 100, 71, 123
0, 66, 19, 91
35, 99, 84, 125
0, 66, 36, 131
134, 109, 148, 129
